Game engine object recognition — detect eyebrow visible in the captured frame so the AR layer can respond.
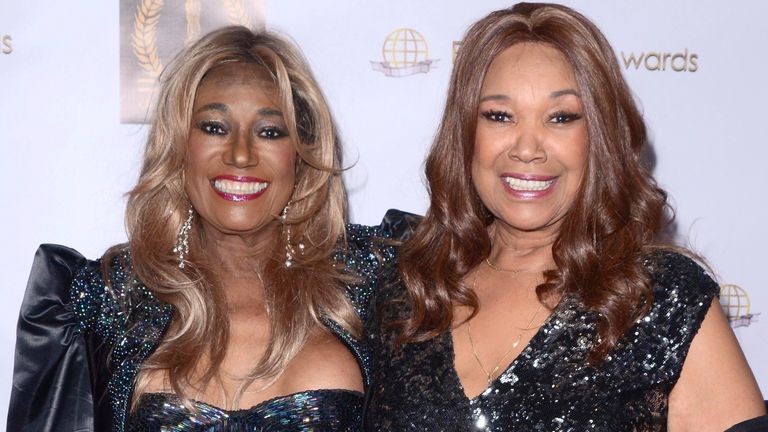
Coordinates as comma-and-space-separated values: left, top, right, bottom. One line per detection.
479, 94, 510, 102
479, 88, 581, 102
550, 89, 580, 98
195, 102, 228, 114
193, 104, 284, 117
258, 107, 283, 117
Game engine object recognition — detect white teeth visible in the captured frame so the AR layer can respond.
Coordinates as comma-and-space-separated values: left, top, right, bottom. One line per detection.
503, 177, 555, 191
213, 179, 268, 195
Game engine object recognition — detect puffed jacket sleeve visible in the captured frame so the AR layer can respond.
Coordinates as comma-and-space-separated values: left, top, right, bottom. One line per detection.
342, 209, 421, 324
378, 208, 420, 243
725, 412, 768, 431
7, 244, 94, 432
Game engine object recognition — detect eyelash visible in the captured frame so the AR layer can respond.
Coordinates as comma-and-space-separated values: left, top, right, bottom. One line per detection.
481, 110, 512, 122
549, 111, 582, 124
480, 110, 583, 124
198, 121, 228, 135
197, 122, 288, 140
258, 126, 288, 140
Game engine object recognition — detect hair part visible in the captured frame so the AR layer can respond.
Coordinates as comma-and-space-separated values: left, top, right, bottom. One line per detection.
397, 3, 671, 363
102, 26, 353, 408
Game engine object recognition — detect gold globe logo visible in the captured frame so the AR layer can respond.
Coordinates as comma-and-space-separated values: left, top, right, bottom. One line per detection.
719, 284, 759, 328
371, 28, 437, 77
382, 28, 429, 66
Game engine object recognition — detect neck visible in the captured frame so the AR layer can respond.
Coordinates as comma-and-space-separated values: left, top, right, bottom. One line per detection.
199, 221, 280, 275
487, 219, 557, 272
199, 222, 279, 307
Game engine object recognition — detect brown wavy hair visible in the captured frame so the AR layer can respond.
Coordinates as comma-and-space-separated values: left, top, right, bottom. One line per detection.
398, 3, 671, 362
103, 26, 353, 407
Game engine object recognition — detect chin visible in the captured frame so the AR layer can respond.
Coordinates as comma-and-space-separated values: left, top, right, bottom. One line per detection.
495, 211, 563, 233
209, 217, 277, 235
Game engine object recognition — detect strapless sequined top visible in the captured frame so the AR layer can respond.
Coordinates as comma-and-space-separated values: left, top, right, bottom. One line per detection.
126, 389, 363, 431
8, 212, 418, 431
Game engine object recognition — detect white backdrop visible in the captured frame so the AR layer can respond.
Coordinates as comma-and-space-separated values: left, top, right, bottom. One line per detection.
1, 0, 766, 425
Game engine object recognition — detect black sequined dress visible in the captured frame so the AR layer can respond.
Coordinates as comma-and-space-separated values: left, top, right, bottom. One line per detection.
364, 251, 767, 431
7, 217, 405, 432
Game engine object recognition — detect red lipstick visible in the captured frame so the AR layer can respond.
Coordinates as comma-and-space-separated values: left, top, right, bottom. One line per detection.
211, 175, 269, 202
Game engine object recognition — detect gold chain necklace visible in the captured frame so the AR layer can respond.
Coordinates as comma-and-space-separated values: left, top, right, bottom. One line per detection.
466, 268, 545, 385
484, 257, 551, 275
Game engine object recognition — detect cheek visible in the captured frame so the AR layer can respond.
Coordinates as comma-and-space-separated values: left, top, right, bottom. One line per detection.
280, 149, 298, 175
556, 134, 589, 202
570, 136, 589, 177
472, 132, 495, 175
182, 137, 221, 208
185, 138, 215, 175
268, 146, 297, 180
472, 131, 507, 194
259, 145, 298, 204
555, 128, 589, 173
470, 152, 498, 208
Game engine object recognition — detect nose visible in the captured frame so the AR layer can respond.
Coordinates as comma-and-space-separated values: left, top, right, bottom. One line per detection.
507, 121, 546, 164
224, 129, 257, 168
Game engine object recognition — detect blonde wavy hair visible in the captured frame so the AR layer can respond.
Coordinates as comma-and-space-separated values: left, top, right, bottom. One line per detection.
103, 26, 354, 408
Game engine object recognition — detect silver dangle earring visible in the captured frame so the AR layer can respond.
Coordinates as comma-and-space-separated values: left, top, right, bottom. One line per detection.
281, 201, 305, 268
173, 206, 194, 269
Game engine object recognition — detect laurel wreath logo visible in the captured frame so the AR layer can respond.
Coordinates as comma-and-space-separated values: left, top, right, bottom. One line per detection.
132, 0, 164, 79
185, 0, 202, 45
131, 0, 254, 82
224, 0, 252, 28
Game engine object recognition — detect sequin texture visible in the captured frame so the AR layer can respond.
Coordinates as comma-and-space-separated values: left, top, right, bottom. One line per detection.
365, 251, 720, 431
127, 390, 363, 431
71, 251, 174, 432
334, 221, 398, 387
66, 218, 400, 431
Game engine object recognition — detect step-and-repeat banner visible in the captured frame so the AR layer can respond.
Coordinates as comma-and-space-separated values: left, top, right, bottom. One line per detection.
1, 0, 765, 421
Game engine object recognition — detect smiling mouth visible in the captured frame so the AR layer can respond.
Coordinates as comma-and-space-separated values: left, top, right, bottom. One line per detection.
211, 176, 269, 201
502, 176, 557, 191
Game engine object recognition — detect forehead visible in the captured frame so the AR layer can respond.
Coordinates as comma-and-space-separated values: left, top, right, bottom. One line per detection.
483, 42, 577, 90
196, 63, 278, 98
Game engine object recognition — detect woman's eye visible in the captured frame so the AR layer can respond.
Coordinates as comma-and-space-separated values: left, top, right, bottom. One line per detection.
199, 121, 227, 135
481, 110, 513, 123
549, 111, 583, 124
259, 126, 288, 140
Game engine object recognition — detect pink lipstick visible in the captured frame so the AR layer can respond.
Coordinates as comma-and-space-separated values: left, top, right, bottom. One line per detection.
211, 175, 269, 202
500, 173, 558, 200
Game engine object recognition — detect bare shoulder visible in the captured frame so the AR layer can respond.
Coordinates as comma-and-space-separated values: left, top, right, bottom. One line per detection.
668, 300, 766, 431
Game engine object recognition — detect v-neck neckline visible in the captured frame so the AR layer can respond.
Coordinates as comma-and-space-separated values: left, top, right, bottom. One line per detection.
447, 297, 569, 402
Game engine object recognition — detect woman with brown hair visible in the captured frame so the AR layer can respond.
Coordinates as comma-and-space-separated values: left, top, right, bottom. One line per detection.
8, 26, 392, 431
364, 3, 767, 430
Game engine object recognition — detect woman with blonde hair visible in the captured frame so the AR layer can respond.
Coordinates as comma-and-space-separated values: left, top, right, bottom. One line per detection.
8, 26, 391, 431
364, 3, 767, 430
